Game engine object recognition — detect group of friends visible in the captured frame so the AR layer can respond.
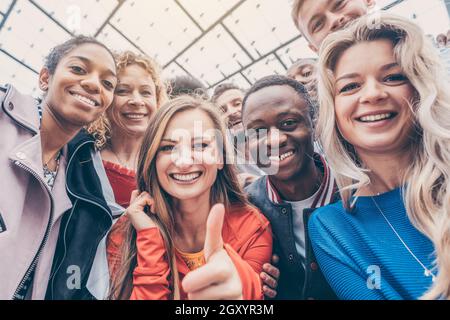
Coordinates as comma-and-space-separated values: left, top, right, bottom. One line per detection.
1, 0, 450, 300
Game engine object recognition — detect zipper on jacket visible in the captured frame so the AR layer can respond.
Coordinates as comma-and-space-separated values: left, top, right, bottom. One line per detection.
12, 161, 54, 299
47, 141, 113, 299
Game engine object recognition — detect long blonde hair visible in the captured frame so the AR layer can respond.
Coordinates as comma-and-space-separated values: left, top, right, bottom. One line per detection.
108, 95, 252, 300
317, 13, 450, 299
87, 51, 168, 149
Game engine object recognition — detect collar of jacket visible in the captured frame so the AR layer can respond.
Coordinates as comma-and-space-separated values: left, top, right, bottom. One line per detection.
65, 129, 112, 218
246, 175, 291, 210
1, 84, 40, 135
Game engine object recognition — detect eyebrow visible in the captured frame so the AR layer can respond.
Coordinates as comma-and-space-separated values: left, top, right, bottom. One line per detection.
246, 119, 265, 128
277, 111, 306, 119
72, 55, 117, 78
380, 62, 399, 71
336, 62, 400, 83
229, 98, 242, 104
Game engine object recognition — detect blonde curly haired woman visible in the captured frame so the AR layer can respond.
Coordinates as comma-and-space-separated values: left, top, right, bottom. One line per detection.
308, 13, 450, 300
88, 51, 168, 208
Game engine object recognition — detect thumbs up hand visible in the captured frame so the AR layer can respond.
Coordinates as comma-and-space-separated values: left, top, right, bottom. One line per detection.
181, 204, 243, 300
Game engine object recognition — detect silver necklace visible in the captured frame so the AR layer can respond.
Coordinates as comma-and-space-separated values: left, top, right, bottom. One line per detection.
371, 196, 436, 282
43, 150, 62, 189
111, 148, 133, 169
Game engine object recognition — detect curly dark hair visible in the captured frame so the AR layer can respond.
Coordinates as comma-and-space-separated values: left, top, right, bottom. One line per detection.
242, 75, 314, 122
211, 82, 243, 103
44, 35, 115, 75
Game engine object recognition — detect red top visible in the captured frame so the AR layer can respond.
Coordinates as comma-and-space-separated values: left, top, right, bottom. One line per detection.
103, 160, 136, 208
107, 205, 273, 300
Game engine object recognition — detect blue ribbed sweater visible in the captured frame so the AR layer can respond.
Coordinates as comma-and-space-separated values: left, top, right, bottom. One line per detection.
308, 188, 436, 300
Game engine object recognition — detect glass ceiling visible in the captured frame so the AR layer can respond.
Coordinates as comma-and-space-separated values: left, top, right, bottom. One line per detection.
0, 0, 449, 97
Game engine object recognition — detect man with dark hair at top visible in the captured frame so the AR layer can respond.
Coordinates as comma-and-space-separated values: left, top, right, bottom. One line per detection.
168, 75, 209, 99
243, 75, 338, 299
211, 83, 245, 131
211, 83, 264, 185
286, 58, 318, 114
286, 58, 317, 86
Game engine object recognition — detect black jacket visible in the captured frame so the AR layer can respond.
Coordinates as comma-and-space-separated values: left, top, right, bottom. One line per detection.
245, 176, 338, 300
45, 131, 115, 300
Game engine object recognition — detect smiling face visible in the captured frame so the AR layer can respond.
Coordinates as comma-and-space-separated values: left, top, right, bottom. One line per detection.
295, 0, 373, 52
215, 89, 244, 128
108, 64, 158, 138
333, 39, 416, 157
243, 85, 314, 181
40, 43, 117, 129
156, 109, 224, 202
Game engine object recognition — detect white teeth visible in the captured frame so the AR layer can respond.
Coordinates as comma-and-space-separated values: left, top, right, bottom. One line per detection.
359, 113, 392, 122
279, 151, 294, 161
269, 151, 295, 162
124, 114, 145, 119
73, 94, 96, 106
172, 173, 201, 181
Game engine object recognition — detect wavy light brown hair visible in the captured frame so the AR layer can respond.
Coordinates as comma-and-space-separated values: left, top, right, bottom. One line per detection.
317, 13, 450, 299
108, 95, 252, 300
87, 51, 168, 149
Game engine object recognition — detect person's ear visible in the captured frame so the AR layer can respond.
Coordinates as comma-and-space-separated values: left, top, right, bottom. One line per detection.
308, 42, 319, 53
39, 68, 51, 92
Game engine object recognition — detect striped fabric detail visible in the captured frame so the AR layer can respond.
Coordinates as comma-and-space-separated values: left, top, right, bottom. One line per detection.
37, 103, 43, 128
266, 153, 337, 208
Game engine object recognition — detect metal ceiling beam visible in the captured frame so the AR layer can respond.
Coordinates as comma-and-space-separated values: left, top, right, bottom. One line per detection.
239, 72, 252, 86
94, 0, 126, 37
273, 52, 287, 70
0, 0, 17, 32
382, 0, 406, 11
208, 34, 301, 88
221, 22, 255, 62
208, 0, 409, 89
107, 22, 196, 80
174, 0, 204, 32
0, 47, 38, 74
28, 0, 73, 36
163, 0, 247, 68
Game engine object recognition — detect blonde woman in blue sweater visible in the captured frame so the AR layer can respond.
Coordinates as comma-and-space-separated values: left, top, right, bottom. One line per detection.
309, 13, 450, 300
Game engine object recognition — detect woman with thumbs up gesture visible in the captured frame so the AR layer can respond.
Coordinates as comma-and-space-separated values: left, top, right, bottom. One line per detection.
107, 96, 272, 300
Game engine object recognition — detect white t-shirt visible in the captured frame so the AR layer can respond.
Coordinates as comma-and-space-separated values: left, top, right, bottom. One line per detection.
285, 186, 321, 260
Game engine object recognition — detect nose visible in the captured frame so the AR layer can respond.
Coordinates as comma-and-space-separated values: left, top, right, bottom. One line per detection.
266, 128, 287, 151
330, 13, 347, 32
359, 79, 388, 105
129, 91, 145, 107
80, 74, 101, 94
173, 145, 194, 169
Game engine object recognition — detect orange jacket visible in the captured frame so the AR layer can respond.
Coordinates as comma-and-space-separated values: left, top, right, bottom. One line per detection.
107, 205, 272, 300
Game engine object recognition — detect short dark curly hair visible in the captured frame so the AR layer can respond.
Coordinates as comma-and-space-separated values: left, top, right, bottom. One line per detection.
168, 75, 209, 99
211, 82, 243, 103
44, 35, 115, 75
242, 75, 314, 122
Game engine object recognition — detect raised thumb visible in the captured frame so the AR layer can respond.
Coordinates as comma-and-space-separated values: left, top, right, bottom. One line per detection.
204, 203, 225, 261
